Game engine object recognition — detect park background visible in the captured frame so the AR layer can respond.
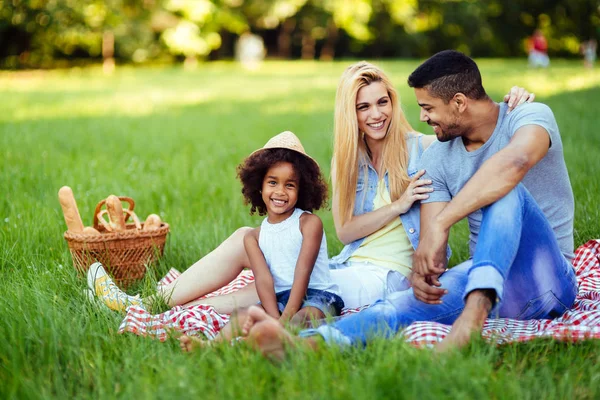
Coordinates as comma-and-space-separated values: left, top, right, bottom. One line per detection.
2, 0, 600, 68
2, 1, 600, 399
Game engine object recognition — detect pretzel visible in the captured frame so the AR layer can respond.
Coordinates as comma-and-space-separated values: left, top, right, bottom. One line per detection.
96, 209, 142, 233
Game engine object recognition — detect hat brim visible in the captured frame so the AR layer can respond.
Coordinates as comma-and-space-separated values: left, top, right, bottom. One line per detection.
247, 146, 320, 171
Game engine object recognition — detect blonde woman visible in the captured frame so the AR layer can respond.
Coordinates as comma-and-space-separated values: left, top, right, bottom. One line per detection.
88, 63, 533, 314
324, 61, 438, 308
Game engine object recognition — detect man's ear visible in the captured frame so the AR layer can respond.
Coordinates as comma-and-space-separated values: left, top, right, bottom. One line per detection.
453, 93, 468, 113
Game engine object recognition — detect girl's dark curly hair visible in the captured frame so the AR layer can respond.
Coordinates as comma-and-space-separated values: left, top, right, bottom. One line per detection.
237, 148, 328, 216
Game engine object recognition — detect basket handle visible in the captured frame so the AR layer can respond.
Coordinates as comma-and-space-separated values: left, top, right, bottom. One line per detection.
93, 196, 135, 229
96, 209, 142, 232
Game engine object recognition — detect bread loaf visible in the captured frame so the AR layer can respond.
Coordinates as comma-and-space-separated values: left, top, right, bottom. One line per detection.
58, 186, 84, 233
82, 226, 101, 235
143, 214, 162, 230
105, 195, 126, 232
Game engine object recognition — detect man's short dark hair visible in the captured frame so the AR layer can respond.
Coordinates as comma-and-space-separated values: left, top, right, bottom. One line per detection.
407, 50, 487, 103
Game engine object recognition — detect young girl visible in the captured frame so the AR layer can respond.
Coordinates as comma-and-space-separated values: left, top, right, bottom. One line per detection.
180, 131, 343, 350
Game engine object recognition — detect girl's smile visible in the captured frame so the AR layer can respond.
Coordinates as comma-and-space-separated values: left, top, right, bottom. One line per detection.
261, 161, 299, 223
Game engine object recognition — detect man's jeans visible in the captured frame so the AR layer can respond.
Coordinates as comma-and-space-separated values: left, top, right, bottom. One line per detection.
301, 185, 579, 346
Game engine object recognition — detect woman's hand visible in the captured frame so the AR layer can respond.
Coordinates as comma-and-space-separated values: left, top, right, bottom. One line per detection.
503, 86, 535, 114
391, 170, 433, 215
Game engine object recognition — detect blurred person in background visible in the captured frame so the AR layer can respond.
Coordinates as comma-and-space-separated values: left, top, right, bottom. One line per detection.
581, 38, 597, 69
235, 31, 266, 70
528, 30, 549, 68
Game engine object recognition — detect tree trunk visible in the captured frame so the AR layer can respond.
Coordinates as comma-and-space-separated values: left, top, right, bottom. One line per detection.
301, 31, 316, 60
320, 19, 338, 61
277, 19, 296, 58
102, 31, 115, 74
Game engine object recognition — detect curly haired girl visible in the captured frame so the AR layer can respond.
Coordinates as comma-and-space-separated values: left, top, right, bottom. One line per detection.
179, 131, 343, 350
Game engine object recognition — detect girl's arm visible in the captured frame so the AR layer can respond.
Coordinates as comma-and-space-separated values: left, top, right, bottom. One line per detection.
243, 228, 280, 319
332, 166, 432, 245
279, 213, 323, 322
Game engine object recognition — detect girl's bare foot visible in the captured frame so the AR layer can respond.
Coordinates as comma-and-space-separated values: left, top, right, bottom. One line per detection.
245, 306, 294, 361
179, 334, 210, 352
241, 307, 259, 336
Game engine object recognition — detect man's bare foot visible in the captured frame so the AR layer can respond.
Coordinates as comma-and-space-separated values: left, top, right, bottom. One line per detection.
245, 306, 295, 362
435, 290, 493, 353
179, 334, 210, 352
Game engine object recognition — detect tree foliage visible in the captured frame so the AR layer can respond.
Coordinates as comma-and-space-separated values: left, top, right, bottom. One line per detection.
1, 0, 598, 68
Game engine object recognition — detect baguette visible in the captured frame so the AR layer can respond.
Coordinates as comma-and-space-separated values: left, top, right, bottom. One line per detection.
143, 214, 162, 230
82, 226, 101, 235
58, 186, 84, 233
105, 195, 126, 232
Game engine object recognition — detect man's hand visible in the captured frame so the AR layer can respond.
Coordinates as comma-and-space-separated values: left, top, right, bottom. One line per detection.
410, 272, 447, 304
413, 222, 449, 276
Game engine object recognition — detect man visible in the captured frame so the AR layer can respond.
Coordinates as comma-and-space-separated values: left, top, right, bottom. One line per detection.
407, 49, 575, 350
244, 50, 577, 356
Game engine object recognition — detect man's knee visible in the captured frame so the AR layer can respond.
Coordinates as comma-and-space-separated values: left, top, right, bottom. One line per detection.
482, 184, 526, 216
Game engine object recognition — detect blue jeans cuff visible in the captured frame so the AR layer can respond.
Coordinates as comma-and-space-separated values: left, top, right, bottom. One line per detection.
298, 326, 352, 346
464, 264, 504, 305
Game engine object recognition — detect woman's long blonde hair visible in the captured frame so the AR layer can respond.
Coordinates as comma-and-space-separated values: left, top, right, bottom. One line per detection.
333, 61, 414, 226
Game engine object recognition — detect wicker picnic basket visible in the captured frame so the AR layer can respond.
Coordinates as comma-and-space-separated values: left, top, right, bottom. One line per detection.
64, 196, 169, 287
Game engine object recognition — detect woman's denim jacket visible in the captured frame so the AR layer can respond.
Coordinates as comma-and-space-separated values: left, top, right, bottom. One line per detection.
329, 132, 451, 268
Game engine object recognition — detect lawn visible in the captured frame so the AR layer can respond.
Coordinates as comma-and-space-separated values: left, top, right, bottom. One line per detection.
1, 59, 600, 399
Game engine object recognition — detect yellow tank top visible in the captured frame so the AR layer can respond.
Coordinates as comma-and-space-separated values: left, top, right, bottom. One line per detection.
348, 179, 414, 277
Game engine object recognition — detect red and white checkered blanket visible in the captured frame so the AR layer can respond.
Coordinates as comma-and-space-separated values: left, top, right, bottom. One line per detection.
118, 239, 600, 346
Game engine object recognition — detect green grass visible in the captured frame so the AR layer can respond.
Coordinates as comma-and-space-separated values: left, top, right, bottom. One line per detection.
2, 59, 600, 399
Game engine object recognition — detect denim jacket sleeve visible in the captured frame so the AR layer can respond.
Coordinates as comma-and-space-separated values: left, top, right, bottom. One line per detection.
330, 132, 451, 268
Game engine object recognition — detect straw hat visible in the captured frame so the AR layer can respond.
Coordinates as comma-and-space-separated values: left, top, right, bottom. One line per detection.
250, 131, 319, 169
